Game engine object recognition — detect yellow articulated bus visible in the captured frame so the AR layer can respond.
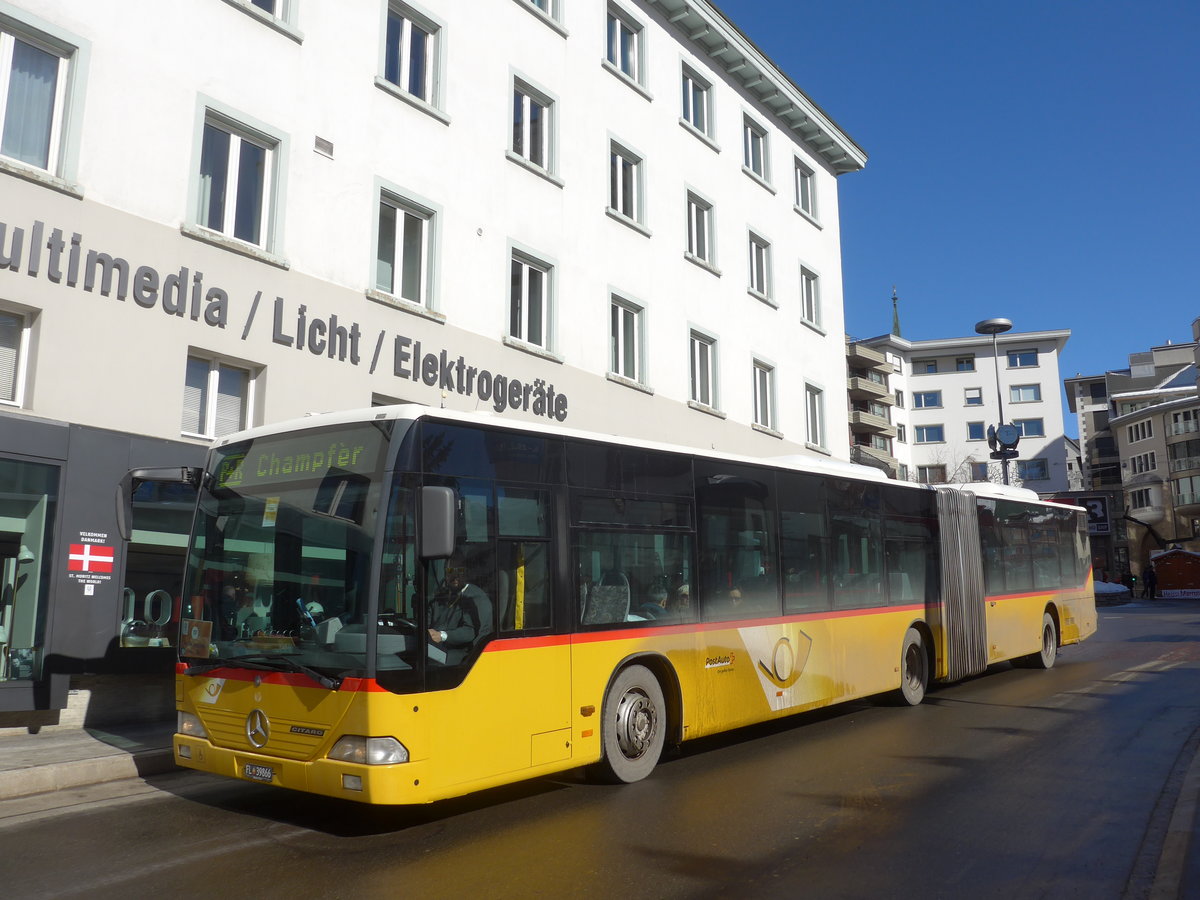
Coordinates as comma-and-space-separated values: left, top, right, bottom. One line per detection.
170, 406, 1096, 804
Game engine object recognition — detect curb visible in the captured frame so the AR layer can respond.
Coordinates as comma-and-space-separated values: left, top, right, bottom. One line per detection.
0, 747, 177, 801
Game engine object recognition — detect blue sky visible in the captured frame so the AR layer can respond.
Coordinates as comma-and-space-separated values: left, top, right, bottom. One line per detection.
718, 0, 1199, 410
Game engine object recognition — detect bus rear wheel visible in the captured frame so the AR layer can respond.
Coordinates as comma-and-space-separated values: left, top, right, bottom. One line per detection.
898, 627, 929, 706
595, 664, 665, 784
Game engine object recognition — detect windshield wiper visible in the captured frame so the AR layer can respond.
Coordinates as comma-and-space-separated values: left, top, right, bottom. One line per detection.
184, 655, 342, 691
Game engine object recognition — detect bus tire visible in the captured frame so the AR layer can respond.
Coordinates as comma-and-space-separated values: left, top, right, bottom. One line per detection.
898, 627, 929, 706
1030, 612, 1058, 669
595, 664, 666, 784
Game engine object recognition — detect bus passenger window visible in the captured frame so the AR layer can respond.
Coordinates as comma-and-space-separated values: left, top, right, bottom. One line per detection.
575, 528, 693, 627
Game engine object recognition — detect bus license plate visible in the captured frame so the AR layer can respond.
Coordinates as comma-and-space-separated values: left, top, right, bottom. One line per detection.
243, 763, 275, 783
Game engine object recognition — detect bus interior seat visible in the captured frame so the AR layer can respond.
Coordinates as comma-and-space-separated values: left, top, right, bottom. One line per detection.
582, 570, 630, 625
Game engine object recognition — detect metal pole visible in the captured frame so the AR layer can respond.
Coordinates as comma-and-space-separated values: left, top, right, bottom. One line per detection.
992, 332, 1009, 485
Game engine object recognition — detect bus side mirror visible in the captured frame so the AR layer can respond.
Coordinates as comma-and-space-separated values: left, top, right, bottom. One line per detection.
419, 486, 456, 559
115, 466, 202, 542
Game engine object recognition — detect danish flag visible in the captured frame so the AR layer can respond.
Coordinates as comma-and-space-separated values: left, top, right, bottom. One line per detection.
68, 544, 115, 573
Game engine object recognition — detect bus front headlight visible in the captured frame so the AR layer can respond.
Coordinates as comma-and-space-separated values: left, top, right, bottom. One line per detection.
328, 735, 409, 765
177, 711, 208, 739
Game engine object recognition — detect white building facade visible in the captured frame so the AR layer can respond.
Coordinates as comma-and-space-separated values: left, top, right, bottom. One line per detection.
0, 0, 865, 715
862, 330, 1072, 494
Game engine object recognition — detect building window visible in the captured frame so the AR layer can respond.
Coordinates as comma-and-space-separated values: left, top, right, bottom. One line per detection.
805, 384, 825, 448
915, 424, 944, 443
898, 464, 910, 481
605, 6, 643, 84
385, 3, 438, 105
608, 140, 642, 224
1171, 409, 1200, 435
0, 308, 30, 405
747, 233, 771, 299
914, 391, 942, 409
742, 116, 769, 182
182, 356, 253, 438
1175, 475, 1200, 506
956, 356, 975, 372
967, 422, 985, 441
376, 192, 433, 305
610, 295, 643, 383
896, 424, 907, 443
800, 267, 820, 326
1130, 488, 1152, 509
964, 387, 983, 406
970, 461, 990, 482
753, 361, 775, 431
681, 66, 711, 136
0, 23, 74, 174
917, 465, 946, 484
510, 253, 551, 348
512, 81, 553, 173
1017, 458, 1049, 481
1130, 451, 1157, 474
794, 159, 816, 218
690, 331, 717, 408
197, 116, 276, 249
1008, 348, 1038, 368
915, 358, 937, 374
686, 192, 714, 265
1014, 418, 1044, 438
894, 390, 905, 409
1010, 383, 1041, 403
1128, 420, 1153, 442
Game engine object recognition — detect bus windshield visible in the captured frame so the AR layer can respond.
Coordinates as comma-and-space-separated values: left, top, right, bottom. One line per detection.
179, 422, 394, 684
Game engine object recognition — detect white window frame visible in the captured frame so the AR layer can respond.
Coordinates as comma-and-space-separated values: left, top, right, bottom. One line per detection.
915, 358, 937, 374
794, 158, 817, 220
1128, 421, 1153, 442
608, 139, 643, 225
221, 0, 302, 39
384, 2, 438, 106
915, 424, 945, 444
1014, 418, 1045, 438
0, 26, 70, 176
753, 360, 776, 431
805, 383, 826, 449
0, 306, 31, 407
1131, 451, 1157, 474
917, 465, 947, 485
513, 0, 565, 34
964, 387, 983, 406
510, 76, 557, 179
967, 421, 985, 441
609, 293, 644, 384
747, 231, 771, 300
195, 114, 278, 251
181, 354, 256, 440
800, 266, 820, 327
685, 190, 715, 268
914, 390, 942, 409
509, 250, 553, 350
605, 5, 645, 87
1010, 383, 1042, 403
896, 423, 907, 443
742, 115, 770, 184
680, 64, 712, 138
689, 329, 718, 409
1017, 458, 1049, 481
1007, 348, 1039, 368
375, 188, 435, 307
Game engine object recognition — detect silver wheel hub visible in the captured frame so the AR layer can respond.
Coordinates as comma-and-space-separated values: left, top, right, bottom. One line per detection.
615, 690, 656, 760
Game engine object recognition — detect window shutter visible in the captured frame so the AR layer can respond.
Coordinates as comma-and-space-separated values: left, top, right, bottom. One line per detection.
215, 366, 248, 436
0, 313, 20, 401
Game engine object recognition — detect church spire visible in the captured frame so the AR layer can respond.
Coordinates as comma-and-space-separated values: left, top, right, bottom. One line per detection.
891, 286, 902, 337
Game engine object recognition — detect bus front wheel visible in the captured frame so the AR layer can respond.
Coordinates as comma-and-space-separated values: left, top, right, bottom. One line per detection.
898, 627, 929, 706
1030, 613, 1058, 669
595, 664, 665, 784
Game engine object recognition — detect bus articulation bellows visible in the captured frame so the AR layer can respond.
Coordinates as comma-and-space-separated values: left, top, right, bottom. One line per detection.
170, 406, 1096, 803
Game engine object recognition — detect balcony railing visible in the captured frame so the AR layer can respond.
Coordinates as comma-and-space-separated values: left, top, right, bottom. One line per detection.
1169, 455, 1200, 473
1171, 420, 1200, 436
1174, 491, 1200, 509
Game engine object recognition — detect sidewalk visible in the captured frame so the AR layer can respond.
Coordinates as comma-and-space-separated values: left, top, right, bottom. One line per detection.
0, 719, 177, 801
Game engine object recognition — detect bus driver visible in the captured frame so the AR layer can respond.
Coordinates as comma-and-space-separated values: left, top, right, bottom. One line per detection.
427, 551, 492, 665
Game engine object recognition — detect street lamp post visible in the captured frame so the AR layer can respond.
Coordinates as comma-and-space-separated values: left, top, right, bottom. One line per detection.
975, 317, 1015, 485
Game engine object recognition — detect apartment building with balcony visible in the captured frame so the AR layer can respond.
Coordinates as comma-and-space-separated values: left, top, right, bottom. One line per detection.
860, 328, 1071, 492
845, 338, 898, 477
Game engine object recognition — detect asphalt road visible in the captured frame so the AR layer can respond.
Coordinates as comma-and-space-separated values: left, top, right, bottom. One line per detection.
3, 600, 1198, 900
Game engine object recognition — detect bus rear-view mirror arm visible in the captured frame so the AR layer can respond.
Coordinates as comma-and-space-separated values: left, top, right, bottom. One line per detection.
115, 466, 203, 542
